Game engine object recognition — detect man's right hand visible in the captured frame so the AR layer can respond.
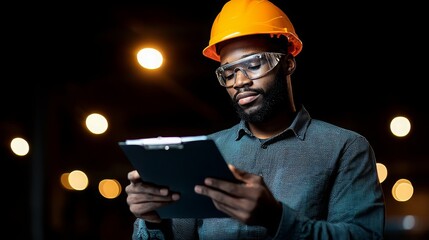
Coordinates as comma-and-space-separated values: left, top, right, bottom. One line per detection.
125, 170, 180, 223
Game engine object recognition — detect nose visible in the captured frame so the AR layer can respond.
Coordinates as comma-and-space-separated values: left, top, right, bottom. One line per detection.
233, 68, 252, 87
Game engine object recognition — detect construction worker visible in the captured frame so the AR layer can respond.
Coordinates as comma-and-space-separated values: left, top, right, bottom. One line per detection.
125, 0, 385, 239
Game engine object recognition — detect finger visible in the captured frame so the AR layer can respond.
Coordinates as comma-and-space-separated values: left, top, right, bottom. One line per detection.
128, 172, 172, 196
127, 186, 181, 213
126, 181, 175, 198
128, 199, 167, 219
140, 182, 171, 196
212, 199, 249, 220
195, 185, 246, 216
228, 165, 265, 187
202, 175, 265, 200
203, 178, 242, 197
195, 184, 237, 204
128, 170, 141, 182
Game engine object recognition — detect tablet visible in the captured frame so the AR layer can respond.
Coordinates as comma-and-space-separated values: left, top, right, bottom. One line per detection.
118, 135, 239, 218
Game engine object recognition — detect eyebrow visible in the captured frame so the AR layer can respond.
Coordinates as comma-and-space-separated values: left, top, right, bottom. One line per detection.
222, 52, 259, 66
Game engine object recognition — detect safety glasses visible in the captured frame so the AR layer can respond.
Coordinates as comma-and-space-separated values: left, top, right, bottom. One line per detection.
215, 52, 285, 87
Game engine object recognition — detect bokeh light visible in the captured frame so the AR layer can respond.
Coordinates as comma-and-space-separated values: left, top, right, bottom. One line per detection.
137, 48, 163, 69
392, 178, 414, 202
376, 162, 388, 183
99, 179, 122, 199
10, 137, 30, 156
390, 116, 411, 137
68, 170, 89, 191
85, 113, 108, 135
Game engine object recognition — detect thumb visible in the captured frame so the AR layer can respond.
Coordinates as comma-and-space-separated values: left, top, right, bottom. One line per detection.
228, 164, 251, 181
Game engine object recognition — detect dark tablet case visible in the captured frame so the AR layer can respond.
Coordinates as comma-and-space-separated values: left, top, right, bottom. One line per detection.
118, 137, 238, 218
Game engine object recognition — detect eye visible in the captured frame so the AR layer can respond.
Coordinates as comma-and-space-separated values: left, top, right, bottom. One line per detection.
245, 59, 262, 71
223, 70, 235, 80
247, 64, 261, 71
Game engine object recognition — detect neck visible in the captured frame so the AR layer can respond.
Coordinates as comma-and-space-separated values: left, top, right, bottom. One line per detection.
247, 110, 296, 139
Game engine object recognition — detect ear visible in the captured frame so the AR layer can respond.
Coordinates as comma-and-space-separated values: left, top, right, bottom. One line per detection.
281, 54, 297, 112
283, 54, 296, 75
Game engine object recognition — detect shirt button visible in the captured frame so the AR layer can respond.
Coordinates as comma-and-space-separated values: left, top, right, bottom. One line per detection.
261, 145, 267, 149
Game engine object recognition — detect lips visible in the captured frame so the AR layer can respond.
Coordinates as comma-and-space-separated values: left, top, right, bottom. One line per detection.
235, 91, 260, 106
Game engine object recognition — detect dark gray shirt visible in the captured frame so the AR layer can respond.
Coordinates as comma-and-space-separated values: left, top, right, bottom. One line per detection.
133, 106, 385, 239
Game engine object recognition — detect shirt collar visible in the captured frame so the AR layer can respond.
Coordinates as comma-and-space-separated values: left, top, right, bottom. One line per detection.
234, 105, 311, 141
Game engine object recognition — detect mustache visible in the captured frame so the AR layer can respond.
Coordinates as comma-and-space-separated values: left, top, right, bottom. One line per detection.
233, 87, 264, 101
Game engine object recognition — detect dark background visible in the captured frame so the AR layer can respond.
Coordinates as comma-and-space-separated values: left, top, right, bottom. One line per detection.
1, 1, 428, 239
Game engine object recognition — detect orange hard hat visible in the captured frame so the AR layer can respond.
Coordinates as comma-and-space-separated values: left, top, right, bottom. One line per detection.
202, 0, 303, 62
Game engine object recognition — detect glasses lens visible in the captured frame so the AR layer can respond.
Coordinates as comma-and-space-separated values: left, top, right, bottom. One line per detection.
215, 52, 284, 87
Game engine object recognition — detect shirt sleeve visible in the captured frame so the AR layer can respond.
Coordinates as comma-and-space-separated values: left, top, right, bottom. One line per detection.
272, 136, 385, 239
132, 219, 168, 240
132, 218, 198, 240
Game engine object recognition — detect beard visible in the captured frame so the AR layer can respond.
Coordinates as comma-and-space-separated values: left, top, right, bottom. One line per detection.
231, 70, 289, 123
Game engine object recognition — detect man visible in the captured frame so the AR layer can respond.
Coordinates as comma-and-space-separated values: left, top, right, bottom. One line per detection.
125, 0, 385, 239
